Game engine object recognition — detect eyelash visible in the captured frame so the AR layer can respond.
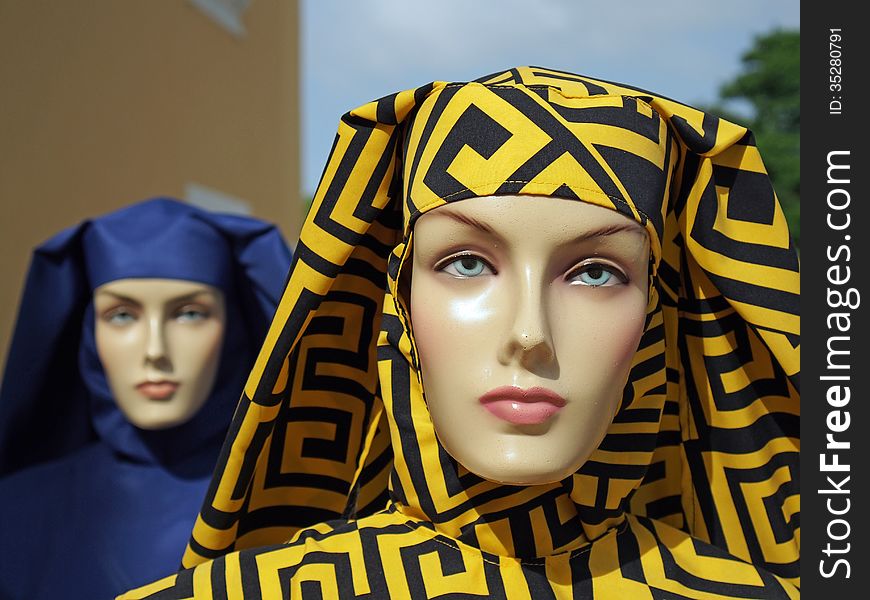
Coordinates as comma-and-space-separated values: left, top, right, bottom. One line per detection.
174, 305, 211, 322
564, 261, 629, 287
433, 252, 497, 277
102, 306, 137, 324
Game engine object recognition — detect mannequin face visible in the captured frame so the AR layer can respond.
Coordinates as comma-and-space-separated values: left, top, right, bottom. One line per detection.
94, 278, 226, 430
410, 195, 649, 485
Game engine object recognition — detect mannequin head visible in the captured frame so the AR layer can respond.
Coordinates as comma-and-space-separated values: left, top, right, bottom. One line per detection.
94, 278, 226, 430
410, 194, 649, 485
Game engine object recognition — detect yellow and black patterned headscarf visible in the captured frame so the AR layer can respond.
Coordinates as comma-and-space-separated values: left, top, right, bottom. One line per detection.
123, 67, 799, 599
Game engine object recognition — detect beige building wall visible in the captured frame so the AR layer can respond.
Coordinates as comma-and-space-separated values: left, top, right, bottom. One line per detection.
0, 0, 301, 367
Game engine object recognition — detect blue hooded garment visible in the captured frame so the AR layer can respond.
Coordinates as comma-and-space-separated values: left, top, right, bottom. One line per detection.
0, 198, 292, 599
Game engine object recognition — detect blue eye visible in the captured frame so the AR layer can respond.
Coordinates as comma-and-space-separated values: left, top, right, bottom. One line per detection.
176, 307, 209, 322
439, 255, 494, 278
105, 309, 136, 326
568, 263, 625, 287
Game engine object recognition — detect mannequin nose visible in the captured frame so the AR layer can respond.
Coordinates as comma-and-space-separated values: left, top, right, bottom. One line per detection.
497, 271, 557, 373
144, 315, 168, 363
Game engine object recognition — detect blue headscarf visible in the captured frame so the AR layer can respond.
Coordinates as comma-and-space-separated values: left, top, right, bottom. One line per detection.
0, 198, 292, 597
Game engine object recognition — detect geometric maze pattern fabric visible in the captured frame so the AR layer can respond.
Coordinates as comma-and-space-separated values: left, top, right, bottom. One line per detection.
124, 514, 798, 599
123, 66, 799, 598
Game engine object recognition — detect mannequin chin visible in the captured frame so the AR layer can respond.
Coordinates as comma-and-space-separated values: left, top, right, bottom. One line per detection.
94, 278, 226, 430
410, 195, 650, 485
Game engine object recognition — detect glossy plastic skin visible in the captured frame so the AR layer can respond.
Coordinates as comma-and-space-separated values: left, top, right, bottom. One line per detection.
95, 278, 226, 430
411, 195, 649, 484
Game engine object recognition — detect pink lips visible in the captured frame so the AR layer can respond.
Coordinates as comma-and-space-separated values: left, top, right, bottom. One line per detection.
136, 381, 179, 400
479, 386, 567, 425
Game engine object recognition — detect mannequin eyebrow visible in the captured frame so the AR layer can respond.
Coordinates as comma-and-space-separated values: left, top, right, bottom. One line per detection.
436, 210, 496, 235
563, 222, 646, 246
168, 291, 216, 304
432, 208, 644, 244
96, 291, 140, 305
96, 290, 214, 304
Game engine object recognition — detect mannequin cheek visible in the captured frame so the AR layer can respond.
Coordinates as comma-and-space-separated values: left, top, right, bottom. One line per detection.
168, 322, 224, 394
573, 292, 647, 364
614, 303, 648, 365
444, 290, 497, 325
96, 325, 145, 383
605, 314, 645, 368
412, 281, 500, 376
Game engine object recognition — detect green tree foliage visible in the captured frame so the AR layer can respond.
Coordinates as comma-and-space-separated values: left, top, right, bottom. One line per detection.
719, 29, 800, 244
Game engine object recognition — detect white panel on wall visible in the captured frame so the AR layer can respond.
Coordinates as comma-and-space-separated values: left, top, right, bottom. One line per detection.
189, 0, 253, 37
185, 181, 252, 215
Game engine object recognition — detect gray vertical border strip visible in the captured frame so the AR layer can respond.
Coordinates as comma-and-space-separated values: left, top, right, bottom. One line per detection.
802, 2, 869, 594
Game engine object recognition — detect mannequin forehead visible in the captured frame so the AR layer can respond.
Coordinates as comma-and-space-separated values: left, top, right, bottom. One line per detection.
94, 278, 222, 304
413, 195, 649, 254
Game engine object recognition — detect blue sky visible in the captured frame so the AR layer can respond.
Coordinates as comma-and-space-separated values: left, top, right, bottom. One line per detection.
301, 0, 799, 197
